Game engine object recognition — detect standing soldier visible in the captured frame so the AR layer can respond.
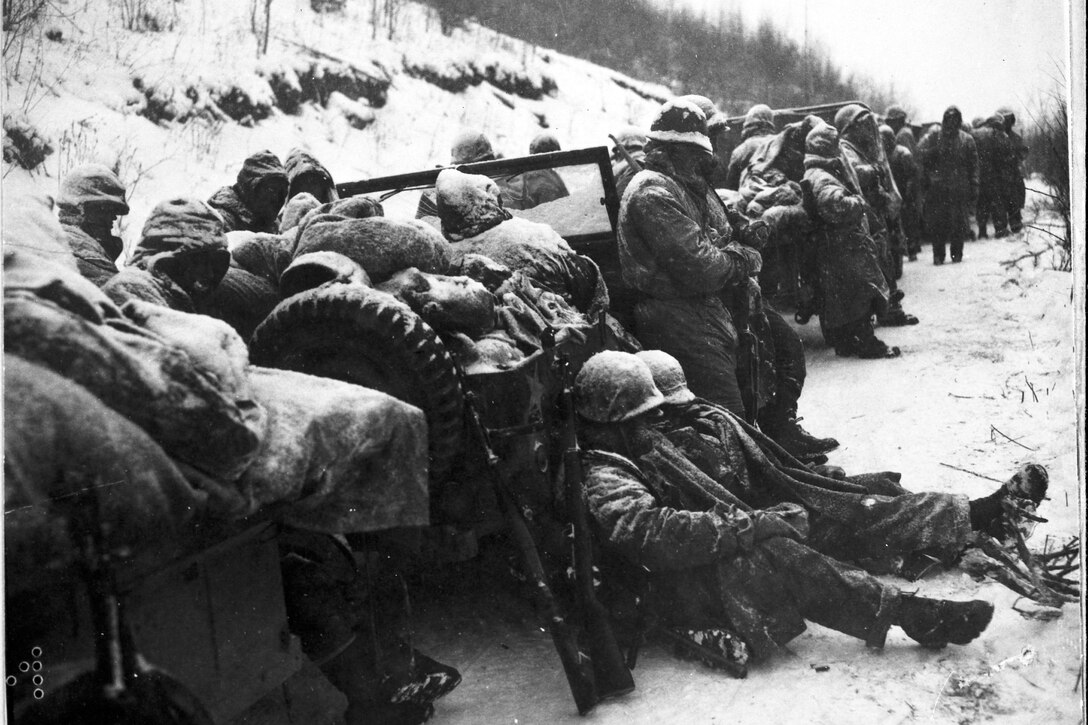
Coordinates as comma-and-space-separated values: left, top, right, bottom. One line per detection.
56, 164, 130, 287
610, 125, 648, 200
917, 106, 979, 264
617, 98, 762, 415
884, 105, 918, 155
971, 115, 1013, 238
996, 107, 1027, 233
725, 104, 777, 191
835, 104, 918, 325
880, 125, 923, 261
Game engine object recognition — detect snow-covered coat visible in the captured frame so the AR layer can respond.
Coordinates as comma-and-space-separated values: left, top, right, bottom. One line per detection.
284, 148, 338, 205
917, 107, 979, 241
971, 116, 1014, 195
801, 155, 889, 329
654, 400, 972, 564
208, 150, 288, 233
103, 198, 231, 313
56, 165, 130, 286
617, 148, 756, 300
60, 223, 121, 287
724, 105, 776, 190
437, 168, 607, 316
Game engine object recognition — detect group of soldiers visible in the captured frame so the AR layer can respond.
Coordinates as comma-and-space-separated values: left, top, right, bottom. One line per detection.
11, 91, 1044, 724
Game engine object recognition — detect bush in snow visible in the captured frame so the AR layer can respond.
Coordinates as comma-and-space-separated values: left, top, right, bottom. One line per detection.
133, 74, 276, 125
259, 56, 391, 113
402, 49, 556, 100
2, 114, 54, 170
327, 91, 376, 129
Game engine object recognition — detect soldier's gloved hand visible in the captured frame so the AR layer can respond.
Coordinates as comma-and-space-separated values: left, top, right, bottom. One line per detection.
725, 242, 762, 277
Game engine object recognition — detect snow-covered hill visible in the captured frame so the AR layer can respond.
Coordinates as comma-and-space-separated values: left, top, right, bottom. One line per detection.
3, 0, 668, 250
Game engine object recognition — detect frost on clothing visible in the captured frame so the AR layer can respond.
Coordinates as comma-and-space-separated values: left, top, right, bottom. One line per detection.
4, 355, 208, 581
801, 152, 889, 331
294, 216, 451, 284
284, 148, 338, 204
437, 168, 608, 317
617, 142, 758, 413
654, 399, 972, 566
199, 233, 293, 339
580, 428, 900, 660
103, 197, 231, 312
207, 149, 288, 233
917, 106, 979, 254
57, 164, 130, 287
725, 104, 776, 190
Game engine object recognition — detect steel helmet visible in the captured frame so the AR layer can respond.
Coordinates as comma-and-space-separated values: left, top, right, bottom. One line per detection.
574, 351, 665, 423
635, 350, 694, 405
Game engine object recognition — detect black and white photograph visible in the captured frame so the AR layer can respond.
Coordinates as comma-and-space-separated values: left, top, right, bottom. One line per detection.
2, 0, 1085, 722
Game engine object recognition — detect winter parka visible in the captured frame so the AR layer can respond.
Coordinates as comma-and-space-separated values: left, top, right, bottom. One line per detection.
801, 155, 889, 330
207, 150, 288, 234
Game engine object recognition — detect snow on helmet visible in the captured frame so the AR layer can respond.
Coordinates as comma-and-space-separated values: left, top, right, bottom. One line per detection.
647, 99, 713, 153
575, 351, 665, 423
805, 121, 840, 157
636, 350, 695, 405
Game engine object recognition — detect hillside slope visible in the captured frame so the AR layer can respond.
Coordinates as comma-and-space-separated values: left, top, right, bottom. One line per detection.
3, 0, 665, 248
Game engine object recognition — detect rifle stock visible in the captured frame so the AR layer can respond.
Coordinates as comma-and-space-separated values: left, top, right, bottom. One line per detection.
557, 359, 636, 701
461, 390, 600, 715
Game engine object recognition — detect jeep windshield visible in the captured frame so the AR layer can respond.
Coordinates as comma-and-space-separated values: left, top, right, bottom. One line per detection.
336, 146, 620, 246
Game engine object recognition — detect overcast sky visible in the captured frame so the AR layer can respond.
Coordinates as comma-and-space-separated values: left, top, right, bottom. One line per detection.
673, 0, 1070, 124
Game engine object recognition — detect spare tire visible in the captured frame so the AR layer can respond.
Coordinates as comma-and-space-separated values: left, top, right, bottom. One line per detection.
250, 284, 463, 485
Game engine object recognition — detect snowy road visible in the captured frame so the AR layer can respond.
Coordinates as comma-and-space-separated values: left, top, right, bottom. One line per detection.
414, 225, 1082, 725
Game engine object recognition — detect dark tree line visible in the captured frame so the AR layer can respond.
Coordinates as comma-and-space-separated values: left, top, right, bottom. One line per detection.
420, 0, 896, 114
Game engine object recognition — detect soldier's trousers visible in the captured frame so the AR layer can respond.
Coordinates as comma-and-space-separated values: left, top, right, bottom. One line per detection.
977, 185, 1008, 236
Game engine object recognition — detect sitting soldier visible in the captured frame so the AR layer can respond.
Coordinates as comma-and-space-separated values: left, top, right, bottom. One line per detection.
434, 168, 608, 318
284, 148, 338, 205
207, 150, 289, 233
56, 164, 130, 287
574, 351, 1019, 666
635, 349, 1049, 568
103, 198, 231, 313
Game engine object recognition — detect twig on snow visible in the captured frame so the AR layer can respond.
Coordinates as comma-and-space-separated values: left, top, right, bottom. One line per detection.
938, 462, 1005, 484
990, 425, 1037, 451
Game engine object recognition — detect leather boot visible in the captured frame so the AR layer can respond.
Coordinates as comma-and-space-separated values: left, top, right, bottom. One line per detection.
896, 594, 994, 649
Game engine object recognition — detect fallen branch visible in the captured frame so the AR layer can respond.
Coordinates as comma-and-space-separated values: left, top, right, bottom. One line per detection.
990, 425, 1037, 451
938, 462, 1005, 484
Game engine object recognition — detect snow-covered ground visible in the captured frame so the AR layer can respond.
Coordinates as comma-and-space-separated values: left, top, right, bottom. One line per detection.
412, 214, 1083, 724
4, 2, 1083, 722
3, 0, 664, 250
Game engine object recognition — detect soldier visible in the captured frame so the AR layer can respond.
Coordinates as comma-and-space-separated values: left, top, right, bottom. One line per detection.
103, 198, 231, 312
834, 104, 918, 325
884, 105, 918, 155
801, 121, 899, 358
610, 125, 647, 199
617, 98, 762, 415
971, 115, 1013, 238
996, 106, 1027, 233
207, 150, 289, 234
574, 351, 998, 665
880, 125, 923, 261
56, 164, 130, 287
725, 104, 776, 191
284, 148, 338, 205
917, 106, 979, 264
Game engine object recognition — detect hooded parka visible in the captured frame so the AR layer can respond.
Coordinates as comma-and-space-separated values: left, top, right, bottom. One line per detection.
103, 198, 231, 312
724, 104, 776, 191
917, 106, 979, 262
57, 164, 130, 287
207, 150, 289, 233
801, 124, 890, 336
619, 140, 760, 414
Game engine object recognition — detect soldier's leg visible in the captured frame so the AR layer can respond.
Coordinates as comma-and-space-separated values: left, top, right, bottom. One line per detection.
733, 538, 992, 649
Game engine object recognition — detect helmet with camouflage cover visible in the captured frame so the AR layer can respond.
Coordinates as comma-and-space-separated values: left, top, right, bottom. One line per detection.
575, 351, 665, 423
